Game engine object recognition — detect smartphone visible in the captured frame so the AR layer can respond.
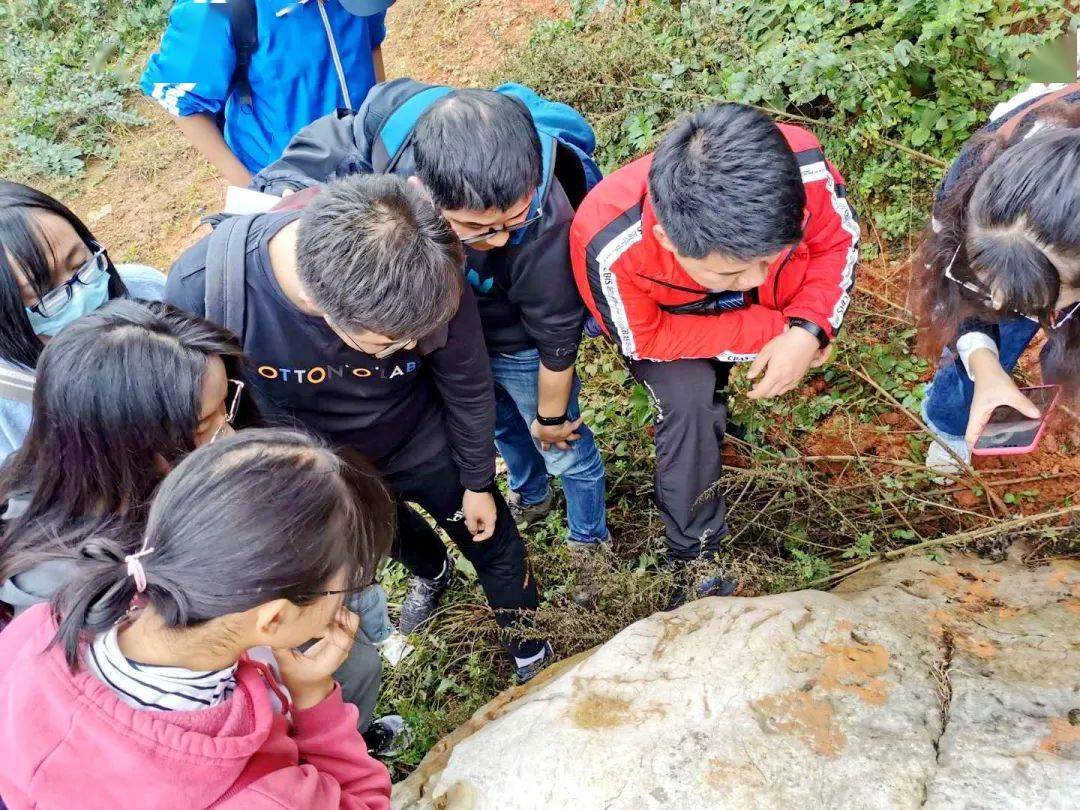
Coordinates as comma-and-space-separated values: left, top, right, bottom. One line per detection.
972, 384, 1061, 456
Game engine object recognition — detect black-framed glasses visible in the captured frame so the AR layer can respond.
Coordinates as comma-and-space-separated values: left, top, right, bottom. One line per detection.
942, 244, 1080, 331
296, 584, 367, 603
29, 242, 109, 317
459, 210, 543, 246
324, 316, 417, 358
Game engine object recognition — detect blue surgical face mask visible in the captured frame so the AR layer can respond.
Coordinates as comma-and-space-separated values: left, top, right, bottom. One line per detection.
25, 270, 111, 337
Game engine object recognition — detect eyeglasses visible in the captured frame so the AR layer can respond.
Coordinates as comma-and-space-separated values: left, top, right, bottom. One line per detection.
209, 378, 245, 444
29, 242, 109, 317
324, 317, 416, 358
942, 244, 1080, 331
459, 210, 543, 246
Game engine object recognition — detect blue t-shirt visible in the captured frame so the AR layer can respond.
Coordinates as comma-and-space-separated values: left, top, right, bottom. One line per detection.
0, 264, 166, 465
141, 0, 387, 174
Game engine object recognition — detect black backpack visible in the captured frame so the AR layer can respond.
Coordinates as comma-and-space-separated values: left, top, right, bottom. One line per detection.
203, 214, 258, 342
218, 0, 259, 110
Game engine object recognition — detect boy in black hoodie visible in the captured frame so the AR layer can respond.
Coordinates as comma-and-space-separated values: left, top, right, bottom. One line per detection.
253, 81, 610, 557
166, 174, 551, 681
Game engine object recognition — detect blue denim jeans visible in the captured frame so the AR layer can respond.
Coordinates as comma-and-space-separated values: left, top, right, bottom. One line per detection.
922, 316, 1041, 439
490, 348, 608, 544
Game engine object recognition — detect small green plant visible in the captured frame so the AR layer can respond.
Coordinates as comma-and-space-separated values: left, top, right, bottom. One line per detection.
0, 0, 168, 181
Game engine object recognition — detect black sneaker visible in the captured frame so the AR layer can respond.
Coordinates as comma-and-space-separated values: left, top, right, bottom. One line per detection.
515, 642, 555, 685
507, 486, 553, 529
362, 714, 412, 758
399, 555, 455, 634
662, 556, 739, 611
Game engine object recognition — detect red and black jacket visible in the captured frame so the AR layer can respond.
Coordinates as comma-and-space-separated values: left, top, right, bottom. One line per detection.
570, 124, 859, 362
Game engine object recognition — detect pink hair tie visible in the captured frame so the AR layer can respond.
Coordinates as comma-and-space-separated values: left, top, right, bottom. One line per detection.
124, 540, 156, 594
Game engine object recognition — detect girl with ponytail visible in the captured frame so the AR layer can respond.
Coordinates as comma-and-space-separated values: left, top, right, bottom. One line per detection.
0, 428, 394, 809
914, 85, 1080, 472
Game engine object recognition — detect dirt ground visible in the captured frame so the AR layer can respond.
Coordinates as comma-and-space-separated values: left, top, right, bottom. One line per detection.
54, 0, 567, 270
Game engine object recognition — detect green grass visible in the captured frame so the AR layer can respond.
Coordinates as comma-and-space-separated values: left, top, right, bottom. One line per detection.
0, 0, 167, 182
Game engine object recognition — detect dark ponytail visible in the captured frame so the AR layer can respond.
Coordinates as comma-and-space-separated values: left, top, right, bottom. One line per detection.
51, 428, 394, 669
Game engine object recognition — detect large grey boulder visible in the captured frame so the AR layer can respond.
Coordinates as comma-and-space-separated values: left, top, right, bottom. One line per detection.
393, 553, 1080, 809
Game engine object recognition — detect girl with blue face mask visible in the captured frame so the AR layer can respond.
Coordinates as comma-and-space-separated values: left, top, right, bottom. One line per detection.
0, 182, 166, 462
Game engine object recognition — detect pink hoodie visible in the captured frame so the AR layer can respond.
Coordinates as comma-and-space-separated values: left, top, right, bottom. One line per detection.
0, 604, 391, 809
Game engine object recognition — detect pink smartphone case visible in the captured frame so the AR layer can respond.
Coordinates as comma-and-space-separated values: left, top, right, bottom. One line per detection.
971, 385, 1061, 456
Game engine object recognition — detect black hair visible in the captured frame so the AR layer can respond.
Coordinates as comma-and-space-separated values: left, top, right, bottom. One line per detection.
0, 181, 127, 369
53, 428, 394, 668
648, 102, 806, 260
413, 89, 543, 211
296, 173, 464, 338
0, 300, 253, 582
915, 116, 1080, 396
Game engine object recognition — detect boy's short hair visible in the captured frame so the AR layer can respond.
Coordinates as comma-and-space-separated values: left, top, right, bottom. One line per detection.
413, 89, 542, 211
296, 174, 464, 338
648, 102, 806, 260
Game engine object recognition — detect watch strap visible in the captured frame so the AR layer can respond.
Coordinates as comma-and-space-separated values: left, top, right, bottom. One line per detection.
787, 317, 830, 348
535, 412, 568, 427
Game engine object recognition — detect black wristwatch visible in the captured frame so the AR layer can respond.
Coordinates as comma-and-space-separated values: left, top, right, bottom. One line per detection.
787, 317, 830, 348
535, 412, 568, 427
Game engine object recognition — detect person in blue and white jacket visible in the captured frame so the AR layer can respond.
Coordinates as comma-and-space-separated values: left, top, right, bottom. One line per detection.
140, 0, 393, 186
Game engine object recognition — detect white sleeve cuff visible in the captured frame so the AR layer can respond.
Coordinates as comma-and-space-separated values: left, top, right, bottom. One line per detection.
956, 332, 999, 380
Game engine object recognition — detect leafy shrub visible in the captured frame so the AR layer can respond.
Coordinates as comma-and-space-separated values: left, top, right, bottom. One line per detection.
0, 0, 167, 180
502, 0, 1074, 245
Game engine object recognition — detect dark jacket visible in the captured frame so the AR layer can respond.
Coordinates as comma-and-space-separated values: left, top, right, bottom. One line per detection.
251, 79, 586, 371
165, 211, 497, 491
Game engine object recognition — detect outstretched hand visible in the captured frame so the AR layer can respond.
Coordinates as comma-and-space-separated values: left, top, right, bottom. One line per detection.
746, 326, 824, 400
965, 365, 1040, 447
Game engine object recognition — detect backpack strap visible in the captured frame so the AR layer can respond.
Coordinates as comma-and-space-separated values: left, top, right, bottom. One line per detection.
0, 366, 34, 405
204, 215, 257, 343
372, 85, 454, 173
228, 0, 258, 110
998, 82, 1080, 141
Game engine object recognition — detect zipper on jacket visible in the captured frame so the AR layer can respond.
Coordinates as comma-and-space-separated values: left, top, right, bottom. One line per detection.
316, 0, 353, 110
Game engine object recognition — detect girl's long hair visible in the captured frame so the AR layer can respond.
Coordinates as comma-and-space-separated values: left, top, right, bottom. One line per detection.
0, 300, 253, 583
914, 102, 1080, 395
0, 181, 127, 369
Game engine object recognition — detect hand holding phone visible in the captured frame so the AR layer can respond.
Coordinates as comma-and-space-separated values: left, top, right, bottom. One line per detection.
972, 384, 1061, 455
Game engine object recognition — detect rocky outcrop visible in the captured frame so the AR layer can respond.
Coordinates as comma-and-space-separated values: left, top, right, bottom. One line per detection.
393, 553, 1080, 809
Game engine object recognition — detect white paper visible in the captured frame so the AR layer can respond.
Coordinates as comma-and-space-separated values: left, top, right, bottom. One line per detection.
224, 185, 282, 216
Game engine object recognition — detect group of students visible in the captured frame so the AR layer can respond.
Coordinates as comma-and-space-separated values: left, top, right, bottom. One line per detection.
0, 0, 1077, 804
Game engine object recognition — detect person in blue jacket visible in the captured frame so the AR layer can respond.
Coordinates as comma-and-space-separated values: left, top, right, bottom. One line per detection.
141, 0, 393, 186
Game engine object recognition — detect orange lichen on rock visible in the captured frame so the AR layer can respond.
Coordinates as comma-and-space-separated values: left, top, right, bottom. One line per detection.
751, 691, 847, 757
818, 640, 892, 706
1045, 562, 1080, 616
1038, 716, 1080, 757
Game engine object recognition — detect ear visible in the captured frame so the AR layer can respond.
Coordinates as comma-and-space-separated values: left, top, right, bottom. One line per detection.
653, 223, 676, 255
407, 175, 436, 207
249, 598, 297, 646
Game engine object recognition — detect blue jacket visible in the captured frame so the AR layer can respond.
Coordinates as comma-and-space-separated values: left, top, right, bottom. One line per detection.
141, 0, 387, 173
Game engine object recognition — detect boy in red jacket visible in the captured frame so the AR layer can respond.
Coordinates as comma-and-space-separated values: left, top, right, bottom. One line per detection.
571, 102, 858, 600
